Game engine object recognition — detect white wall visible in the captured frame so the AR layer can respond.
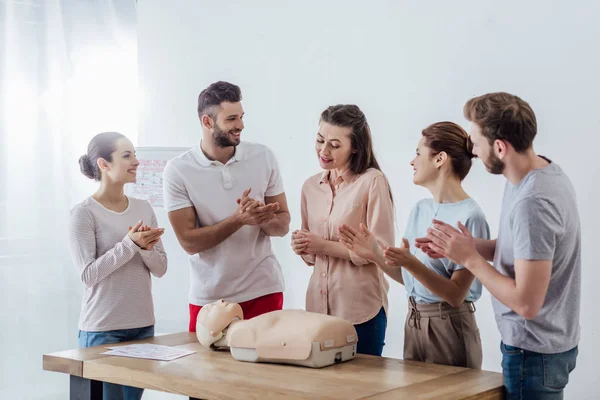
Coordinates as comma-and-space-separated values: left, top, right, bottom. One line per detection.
1, 2, 140, 399
138, 1, 600, 398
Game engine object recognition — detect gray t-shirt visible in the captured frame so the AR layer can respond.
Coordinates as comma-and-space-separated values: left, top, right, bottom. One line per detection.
402, 198, 490, 304
493, 159, 581, 354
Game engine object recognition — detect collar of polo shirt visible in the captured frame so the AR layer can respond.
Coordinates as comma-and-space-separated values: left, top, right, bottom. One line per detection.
194, 141, 246, 167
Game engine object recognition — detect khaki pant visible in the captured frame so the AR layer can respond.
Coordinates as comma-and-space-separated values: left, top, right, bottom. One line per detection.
403, 296, 483, 369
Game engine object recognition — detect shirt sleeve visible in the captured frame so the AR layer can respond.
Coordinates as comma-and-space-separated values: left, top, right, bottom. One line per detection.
349, 175, 395, 266
68, 205, 140, 288
511, 197, 562, 260
264, 146, 285, 197
450, 212, 490, 272
300, 183, 316, 266
138, 202, 168, 278
163, 161, 194, 212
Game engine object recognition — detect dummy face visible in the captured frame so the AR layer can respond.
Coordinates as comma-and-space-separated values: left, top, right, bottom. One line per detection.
198, 299, 244, 337
315, 121, 353, 171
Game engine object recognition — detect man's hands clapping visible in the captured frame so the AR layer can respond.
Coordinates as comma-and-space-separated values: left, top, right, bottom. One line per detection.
235, 188, 279, 227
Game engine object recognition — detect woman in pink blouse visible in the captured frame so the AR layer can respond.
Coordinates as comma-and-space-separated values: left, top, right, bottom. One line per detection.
291, 104, 394, 356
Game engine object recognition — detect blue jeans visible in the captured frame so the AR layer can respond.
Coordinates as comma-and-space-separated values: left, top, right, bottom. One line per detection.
78, 325, 155, 400
354, 307, 387, 356
501, 341, 578, 400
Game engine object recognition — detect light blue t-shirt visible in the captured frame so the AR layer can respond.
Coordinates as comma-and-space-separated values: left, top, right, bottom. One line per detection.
402, 198, 490, 304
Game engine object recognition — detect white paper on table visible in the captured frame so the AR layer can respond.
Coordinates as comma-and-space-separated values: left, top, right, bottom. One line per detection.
101, 343, 195, 361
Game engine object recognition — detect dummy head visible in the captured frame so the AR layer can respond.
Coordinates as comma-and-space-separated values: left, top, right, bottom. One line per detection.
196, 299, 244, 348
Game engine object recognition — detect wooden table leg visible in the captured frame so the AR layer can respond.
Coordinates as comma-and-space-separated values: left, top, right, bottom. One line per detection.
70, 375, 103, 400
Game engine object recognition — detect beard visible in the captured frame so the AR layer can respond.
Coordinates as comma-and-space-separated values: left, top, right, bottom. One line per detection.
484, 149, 505, 174
213, 123, 241, 148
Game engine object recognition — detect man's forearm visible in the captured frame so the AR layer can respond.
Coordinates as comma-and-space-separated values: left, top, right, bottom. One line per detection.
260, 211, 290, 237
182, 215, 243, 254
475, 239, 497, 261
465, 254, 525, 314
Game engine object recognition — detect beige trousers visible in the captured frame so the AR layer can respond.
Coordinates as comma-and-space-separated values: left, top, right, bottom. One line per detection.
403, 296, 483, 369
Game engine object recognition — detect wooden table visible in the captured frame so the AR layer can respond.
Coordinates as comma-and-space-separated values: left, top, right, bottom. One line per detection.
43, 332, 504, 399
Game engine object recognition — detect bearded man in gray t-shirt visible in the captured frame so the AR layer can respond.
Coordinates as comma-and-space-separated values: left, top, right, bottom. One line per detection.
420, 92, 580, 399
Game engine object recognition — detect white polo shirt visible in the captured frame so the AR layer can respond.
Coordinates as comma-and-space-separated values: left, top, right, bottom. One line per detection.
163, 141, 285, 305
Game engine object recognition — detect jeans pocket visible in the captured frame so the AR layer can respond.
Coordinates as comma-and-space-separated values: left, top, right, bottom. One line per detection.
500, 344, 524, 398
543, 347, 578, 390
501, 342, 522, 355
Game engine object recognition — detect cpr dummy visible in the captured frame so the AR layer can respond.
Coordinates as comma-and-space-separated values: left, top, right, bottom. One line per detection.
196, 300, 358, 368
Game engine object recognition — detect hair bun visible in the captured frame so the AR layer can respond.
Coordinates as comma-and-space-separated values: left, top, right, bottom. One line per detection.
78, 155, 96, 179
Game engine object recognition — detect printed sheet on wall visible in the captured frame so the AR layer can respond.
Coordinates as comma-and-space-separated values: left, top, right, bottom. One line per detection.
125, 147, 189, 208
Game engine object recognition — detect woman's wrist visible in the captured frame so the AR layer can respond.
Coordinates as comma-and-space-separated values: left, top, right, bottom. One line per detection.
401, 254, 420, 271
372, 249, 387, 266
315, 237, 329, 255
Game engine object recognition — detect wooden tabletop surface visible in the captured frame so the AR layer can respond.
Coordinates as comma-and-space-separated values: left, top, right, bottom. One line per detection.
43, 332, 504, 399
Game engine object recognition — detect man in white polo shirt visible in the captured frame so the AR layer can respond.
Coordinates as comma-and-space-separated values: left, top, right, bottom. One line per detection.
163, 81, 290, 332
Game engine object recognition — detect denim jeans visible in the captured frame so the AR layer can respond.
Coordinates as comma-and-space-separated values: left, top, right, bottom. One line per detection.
78, 325, 155, 400
501, 341, 578, 400
354, 307, 387, 356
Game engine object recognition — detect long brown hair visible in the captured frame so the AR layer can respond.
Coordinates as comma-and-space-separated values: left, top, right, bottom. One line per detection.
320, 104, 393, 202
320, 104, 381, 175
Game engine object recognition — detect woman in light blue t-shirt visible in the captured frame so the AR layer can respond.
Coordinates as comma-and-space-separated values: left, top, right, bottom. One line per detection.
339, 122, 489, 368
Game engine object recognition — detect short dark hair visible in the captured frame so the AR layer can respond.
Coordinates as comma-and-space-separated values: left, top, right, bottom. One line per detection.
463, 92, 537, 153
422, 122, 475, 181
197, 81, 242, 119
79, 132, 125, 181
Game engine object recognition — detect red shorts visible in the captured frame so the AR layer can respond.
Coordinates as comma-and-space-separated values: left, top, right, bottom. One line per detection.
189, 292, 284, 332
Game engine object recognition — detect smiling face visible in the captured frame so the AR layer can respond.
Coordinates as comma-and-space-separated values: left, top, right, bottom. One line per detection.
210, 101, 245, 148
409, 137, 440, 186
100, 137, 139, 184
315, 121, 353, 171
